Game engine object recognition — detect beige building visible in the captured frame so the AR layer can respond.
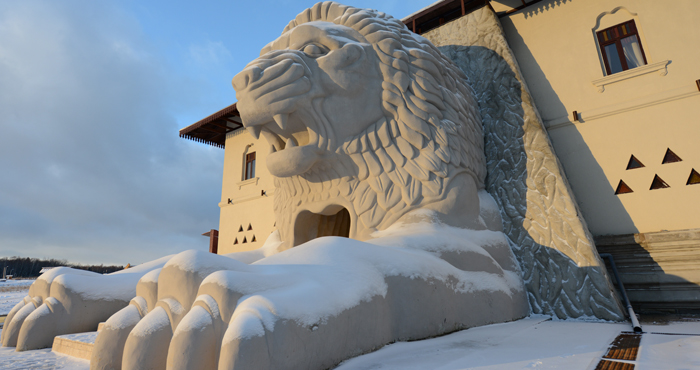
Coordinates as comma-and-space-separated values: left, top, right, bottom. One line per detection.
492, 0, 700, 237
487, 0, 700, 312
181, 0, 699, 311
180, 104, 276, 254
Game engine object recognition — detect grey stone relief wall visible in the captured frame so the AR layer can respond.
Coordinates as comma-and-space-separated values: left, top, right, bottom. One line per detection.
422, 7, 625, 320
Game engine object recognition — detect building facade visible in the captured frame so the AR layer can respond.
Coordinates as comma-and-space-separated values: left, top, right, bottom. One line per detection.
180, 0, 700, 310
490, 0, 700, 311
494, 0, 700, 236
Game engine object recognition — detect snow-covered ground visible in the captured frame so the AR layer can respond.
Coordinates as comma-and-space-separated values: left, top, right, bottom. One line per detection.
0, 277, 90, 370
336, 316, 700, 370
1, 316, 698, 369
637, 320, 700, 370
0, 275, 697, 369
0, 279, 34, 288
0, 344, 89, 370
0, 279, 33, 316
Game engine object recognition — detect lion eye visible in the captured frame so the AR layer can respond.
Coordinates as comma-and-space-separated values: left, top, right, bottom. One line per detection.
301, 44, 327, 57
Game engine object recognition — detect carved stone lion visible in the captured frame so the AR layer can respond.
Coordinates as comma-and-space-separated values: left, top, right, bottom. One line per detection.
3, 4, 530, 370
232, 1, 490, 250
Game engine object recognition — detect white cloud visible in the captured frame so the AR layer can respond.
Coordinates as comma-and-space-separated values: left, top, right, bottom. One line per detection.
189, 40, 234, 66
0, 1, 224, 265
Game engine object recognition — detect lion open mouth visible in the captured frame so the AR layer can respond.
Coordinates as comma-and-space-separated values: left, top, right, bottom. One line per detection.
254, 114, 316, 153
233, 48, 333, 178
248, 110, 324, 178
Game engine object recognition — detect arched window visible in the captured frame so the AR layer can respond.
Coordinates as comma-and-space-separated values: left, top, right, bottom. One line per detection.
244, 152, 256, 180
597, 20, 647, 75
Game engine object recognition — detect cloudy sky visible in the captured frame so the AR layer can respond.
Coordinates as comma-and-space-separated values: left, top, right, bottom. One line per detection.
0, 0, 437, 265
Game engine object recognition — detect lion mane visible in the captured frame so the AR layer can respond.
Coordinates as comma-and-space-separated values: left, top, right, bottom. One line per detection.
249, 2, 486, 244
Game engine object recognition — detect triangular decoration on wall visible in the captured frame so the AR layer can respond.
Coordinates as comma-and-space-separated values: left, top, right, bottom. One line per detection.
662, 148, 682, 164
615, 180, 634, 195
242, 236, 247, 244
626, 155, 645, 170
650, 174, 670, 190
251, 235, 256, 242
233, 238, 238, 245
687, 168, 700, 185
247, 223, 253, 231
238, 225, 244, 232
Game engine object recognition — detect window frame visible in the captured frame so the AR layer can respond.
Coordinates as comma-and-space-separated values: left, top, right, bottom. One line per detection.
244, 152, 256, 180
597, 20, 647, 76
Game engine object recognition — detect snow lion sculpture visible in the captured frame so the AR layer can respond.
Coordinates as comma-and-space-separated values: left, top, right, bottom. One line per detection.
233, 2, 490, 250
4, 3, 529, 370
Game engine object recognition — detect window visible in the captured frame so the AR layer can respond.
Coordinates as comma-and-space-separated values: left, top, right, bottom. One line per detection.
597, 20, 647, 75
244, 152, 256, 180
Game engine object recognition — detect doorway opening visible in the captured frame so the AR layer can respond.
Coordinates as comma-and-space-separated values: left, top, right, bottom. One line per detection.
293, 207, 351, 246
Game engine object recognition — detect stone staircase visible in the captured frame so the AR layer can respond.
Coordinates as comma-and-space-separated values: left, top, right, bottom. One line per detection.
50, 322, 104, 360
595, 228, 700, 313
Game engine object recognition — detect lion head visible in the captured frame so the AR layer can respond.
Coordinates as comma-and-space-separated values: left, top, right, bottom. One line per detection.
232, 2, 487, 250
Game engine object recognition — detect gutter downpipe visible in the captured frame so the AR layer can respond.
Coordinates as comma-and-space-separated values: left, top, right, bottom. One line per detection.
599, 253, 643, 333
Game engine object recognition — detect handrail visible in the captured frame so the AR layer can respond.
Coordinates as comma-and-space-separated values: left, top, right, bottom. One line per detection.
599, 253, 643, 333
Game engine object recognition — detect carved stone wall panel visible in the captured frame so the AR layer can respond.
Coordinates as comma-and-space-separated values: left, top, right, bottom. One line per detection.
422, 7, 624, 320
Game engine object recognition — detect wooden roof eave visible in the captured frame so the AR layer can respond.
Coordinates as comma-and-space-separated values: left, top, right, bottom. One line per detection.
179, 103, 244, 148
402, 0, 491, 34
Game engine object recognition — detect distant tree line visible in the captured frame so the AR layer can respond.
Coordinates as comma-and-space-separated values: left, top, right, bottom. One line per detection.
0, 257, 124, 278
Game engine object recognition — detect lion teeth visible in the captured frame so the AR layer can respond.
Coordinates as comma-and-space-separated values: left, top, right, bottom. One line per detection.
273, 114, 289, 130
286, 137, 297, 148
308, 128, 319, 147
247, 125, 262, 139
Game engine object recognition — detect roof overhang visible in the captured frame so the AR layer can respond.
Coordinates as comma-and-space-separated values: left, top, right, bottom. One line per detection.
402, 0, 490, 35
402, 0, 546, 33
179, 103, 243, 148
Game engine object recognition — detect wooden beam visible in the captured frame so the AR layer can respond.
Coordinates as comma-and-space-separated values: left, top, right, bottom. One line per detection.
501, 0, 545, 17
207, 229, 219, 254
197, 125, 227, 135
225, 119, 244, 128
208, 121, 235, 131
404, 0, 488, 34
209, 132, 226, 141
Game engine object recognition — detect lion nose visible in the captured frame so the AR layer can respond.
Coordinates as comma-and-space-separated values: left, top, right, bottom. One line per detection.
232, 65, 263, 92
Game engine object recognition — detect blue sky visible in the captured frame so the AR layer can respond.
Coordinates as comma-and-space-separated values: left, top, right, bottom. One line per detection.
0, 0, 437, 266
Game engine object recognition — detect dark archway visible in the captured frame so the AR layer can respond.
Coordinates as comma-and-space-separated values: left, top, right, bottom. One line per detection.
293, 208, 351, 246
